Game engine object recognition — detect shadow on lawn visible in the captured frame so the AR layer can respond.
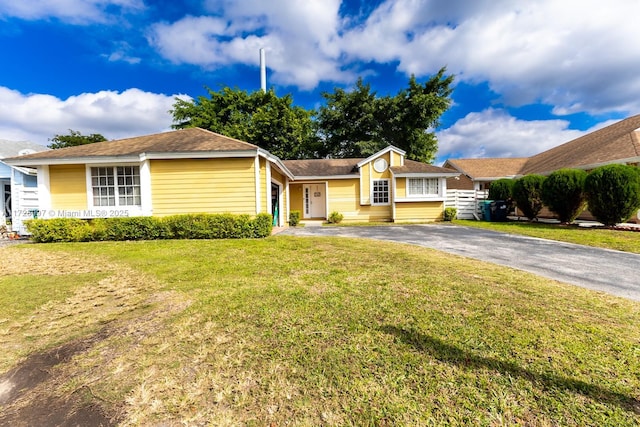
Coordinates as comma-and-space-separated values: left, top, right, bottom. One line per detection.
380, 325, 640, 415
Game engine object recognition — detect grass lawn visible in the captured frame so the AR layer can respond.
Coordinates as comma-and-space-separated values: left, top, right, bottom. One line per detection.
1, 237, 639, 425
454, 219, 640, 254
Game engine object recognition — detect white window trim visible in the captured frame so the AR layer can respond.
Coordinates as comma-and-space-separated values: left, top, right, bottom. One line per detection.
85, 164, 144, 216
371, 178, 390, 206
407, 177, 441, 198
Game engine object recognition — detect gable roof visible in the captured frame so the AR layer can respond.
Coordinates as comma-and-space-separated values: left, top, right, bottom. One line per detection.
443, 157, 529, 180
521, 114, 640, 175
0, 140, 49, 159
5, 128, 258, 165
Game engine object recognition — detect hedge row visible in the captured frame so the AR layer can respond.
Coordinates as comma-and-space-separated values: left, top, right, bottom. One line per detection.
25, 213, 273, 243
489, 164, 640, 225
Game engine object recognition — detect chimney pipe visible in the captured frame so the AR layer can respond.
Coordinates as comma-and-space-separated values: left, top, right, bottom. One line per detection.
260, 48, 266, 92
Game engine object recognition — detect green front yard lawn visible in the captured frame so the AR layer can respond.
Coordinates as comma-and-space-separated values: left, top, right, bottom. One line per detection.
1, 236, 639, 425
454, 219, 640, 254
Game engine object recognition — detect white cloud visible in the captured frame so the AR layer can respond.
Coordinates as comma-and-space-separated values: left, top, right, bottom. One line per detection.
342, 0, 640, 115
149, 0, 640, 114
0, 0, 144, 24
148, 0, 353, 90
435, 109, 587, 161
0, 87, 186, 146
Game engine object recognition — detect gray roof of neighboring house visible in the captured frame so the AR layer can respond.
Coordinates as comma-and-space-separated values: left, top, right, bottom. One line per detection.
0, 140, 49, 159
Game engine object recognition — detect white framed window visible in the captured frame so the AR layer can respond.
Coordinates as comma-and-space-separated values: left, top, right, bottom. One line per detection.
408, 178, 440, 196
372, 179, 390, 205
91, 166, 141, 207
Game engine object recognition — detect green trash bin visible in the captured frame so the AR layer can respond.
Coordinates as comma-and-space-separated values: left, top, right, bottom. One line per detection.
481, 200, 493, 221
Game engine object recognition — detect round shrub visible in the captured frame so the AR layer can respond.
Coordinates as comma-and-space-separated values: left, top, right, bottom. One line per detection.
584, 164, 640, 226
488, 178, 514, 201
512, 174, 546, 220
541, 168, 587, 223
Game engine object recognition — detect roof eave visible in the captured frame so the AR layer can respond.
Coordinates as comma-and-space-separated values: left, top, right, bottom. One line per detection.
356, 145, 406, 168
393, 172, 460, 178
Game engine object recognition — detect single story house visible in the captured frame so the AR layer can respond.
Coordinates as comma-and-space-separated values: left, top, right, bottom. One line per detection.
444, 114, 640, 190
0, 140, 50, 234
443, 157, 528, 191
4, 128, 459, 229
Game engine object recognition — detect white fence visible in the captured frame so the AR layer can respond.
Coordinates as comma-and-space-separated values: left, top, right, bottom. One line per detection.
445, 190, 488, 220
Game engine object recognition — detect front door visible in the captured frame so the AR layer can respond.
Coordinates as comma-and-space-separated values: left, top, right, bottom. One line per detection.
271, 183, 280, 226
303, 183, 326, 219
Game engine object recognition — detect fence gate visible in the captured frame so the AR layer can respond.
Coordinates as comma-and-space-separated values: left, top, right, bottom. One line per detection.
445, 190, 488, 220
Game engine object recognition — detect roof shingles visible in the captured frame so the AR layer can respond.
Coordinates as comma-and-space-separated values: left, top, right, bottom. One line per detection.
5, 128, 258, 162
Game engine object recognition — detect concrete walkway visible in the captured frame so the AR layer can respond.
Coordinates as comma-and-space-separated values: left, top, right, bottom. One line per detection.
279, 224, 640, 302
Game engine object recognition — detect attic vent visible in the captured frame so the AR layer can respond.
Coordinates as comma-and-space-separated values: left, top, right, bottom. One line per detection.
18, 149, 36, 156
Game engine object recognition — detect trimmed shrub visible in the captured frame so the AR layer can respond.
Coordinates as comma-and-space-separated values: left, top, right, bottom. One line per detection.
25, 218, 93, 243
488, 179, 514, 201
327, 211, 344, 224
443, 207, 457, 221
98, 217, 169, 241
584, 164, 640, 226
512, 174, 546, 220
25, 213, 273, 243
541, 168, 588, 223
251, 213, 273, 238
289, 210, 301, 227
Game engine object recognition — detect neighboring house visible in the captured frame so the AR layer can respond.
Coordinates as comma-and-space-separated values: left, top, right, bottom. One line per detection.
4, 128, 458, 228
444, 114, 640, 186
443, 157, 529, 191
0, 140, 50, 234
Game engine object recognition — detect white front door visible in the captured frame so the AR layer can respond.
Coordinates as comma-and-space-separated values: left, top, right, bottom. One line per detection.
303, 183, 326, 219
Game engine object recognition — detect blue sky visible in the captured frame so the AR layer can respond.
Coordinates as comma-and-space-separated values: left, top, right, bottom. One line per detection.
0, 0, 638, 164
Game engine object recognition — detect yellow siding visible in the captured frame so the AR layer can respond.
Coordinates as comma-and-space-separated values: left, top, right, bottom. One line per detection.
49, 164, 87, 209
390, 151, 403, 166
328, 179, 392, 222
395, 177, 407, 198
260, 158, 268, 214
360, 163, 371, 205
150, 158, 256, 216
369, 152, 392, 180
395, 201, 444, 222
289, 183, 304, 214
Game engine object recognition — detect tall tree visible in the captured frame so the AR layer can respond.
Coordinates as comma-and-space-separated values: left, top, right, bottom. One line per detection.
317, 67, 454, 162
171, 87, 318, 159
48, 129, 107, 149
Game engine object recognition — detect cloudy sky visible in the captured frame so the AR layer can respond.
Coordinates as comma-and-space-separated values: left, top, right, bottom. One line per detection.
0, 0, 638, 163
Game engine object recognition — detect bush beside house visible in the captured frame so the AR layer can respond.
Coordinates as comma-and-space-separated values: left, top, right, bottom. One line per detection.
541, 169, 588, 223
25, 213, 273, 243
584, 164, 640, 226
512, 175, 546, 221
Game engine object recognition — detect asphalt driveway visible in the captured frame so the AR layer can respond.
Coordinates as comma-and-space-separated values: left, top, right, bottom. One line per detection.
280, 224, 640, 302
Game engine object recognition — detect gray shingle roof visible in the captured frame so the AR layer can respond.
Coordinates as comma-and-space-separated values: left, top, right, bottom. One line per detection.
0, 140, 49, 159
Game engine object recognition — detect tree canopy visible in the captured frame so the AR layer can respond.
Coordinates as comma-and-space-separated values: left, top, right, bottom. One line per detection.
48, 129, 107, 149
316, 67, 454, 162
170, 68, 454, 162
171, 87, 318, 160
